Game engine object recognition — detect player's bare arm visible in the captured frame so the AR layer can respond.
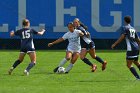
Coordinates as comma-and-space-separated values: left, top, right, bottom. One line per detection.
48, 38, 64, 47
37, 29, 46, 35
86, 32, 90, 36
111, 34, 125, 49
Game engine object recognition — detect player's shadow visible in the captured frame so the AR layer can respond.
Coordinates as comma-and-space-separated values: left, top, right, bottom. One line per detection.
77, 79, 130, 82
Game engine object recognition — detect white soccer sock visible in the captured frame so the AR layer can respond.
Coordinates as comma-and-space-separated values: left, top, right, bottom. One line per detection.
65, 63, 74, 72
58, 58, 67, 67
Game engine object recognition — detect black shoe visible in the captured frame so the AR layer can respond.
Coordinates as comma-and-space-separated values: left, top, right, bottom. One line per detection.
53, 67, 59, 73
65, 72, 69, 74
136, 78, 140, 80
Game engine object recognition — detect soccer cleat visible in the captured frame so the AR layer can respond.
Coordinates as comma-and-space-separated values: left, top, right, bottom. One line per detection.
53, 67, 59, 73
65, 72, 69, 74
136, 78, 140, 80
24, 70, 29, 76
102, 61, 107, 71
91, 64, 97, 72
8, 67, 14, 75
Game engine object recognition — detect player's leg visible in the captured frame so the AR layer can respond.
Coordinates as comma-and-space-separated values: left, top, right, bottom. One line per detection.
59, 51, 72, 66
89, 48, 107, 71
8, 52, 26, 75
24, 52, 36, 75
80, 48, 92, 66
133, 57, 140, 70
65, 52, 79, 73
53, 51, 72, 73
127, 59, 140, 79
80, 48, 97, 72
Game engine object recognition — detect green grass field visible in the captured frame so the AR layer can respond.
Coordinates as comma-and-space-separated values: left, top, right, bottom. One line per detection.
0, 50, 140, 93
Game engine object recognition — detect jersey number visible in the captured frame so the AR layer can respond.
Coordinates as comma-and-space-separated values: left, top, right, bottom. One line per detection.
22, 30, 30, 39
129, 29, 135, 38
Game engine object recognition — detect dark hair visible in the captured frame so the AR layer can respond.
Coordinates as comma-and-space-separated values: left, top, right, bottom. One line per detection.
80, 22, 88, 30
124, 16, 131, 24
22, 19, 29, 26
67, 22, 74, 27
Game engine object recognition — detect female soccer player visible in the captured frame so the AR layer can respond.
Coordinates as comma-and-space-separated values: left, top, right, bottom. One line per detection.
112, 16, 140, 80
8, 19, 45, 76
73, 18, 107, 72
48, 22, 84, 73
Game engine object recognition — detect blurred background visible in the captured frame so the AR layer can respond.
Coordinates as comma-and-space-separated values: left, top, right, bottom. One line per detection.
0, 0, 139, 50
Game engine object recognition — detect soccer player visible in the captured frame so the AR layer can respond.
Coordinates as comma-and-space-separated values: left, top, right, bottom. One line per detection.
73, 18, 107, 72
48, 22, 84, 73
111, 16, 140, 80
8, 19, 45, 76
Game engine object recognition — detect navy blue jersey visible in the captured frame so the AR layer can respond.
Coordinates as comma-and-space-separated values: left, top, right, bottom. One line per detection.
122, 24, 139, 51
77, 26, 87, 35
14, 28, 38, 51
76, 26, 95, 49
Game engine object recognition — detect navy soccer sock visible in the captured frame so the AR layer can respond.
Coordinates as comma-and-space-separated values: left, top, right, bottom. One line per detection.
12, 60, 21, 69
95, 56, 104, 64
26, 62, 35, 72
130, 67, 140, 79
82, 58, 93, 66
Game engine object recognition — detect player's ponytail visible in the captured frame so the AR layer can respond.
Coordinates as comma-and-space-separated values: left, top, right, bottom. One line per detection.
74, 18, 88, 30
79, 22, 88, 30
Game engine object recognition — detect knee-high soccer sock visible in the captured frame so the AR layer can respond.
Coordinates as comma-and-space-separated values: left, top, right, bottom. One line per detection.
58, 58, 67, 67
26, 62, 35, 72
95, 56, 104, 64
12, 60, 21, 69
130, 67, 140, 79
65, 63, 74, 73
82, 58, 93, 66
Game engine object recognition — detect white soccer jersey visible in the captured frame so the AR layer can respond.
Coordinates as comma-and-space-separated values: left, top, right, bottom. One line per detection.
62, 29, 81, 52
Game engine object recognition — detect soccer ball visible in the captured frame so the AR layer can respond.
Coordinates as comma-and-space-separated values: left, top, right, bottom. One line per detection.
57, 67, 65, 74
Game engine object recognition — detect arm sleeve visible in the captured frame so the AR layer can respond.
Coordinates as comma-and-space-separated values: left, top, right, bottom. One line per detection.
79, 27, 87, 35
121, 26, 127, 35
31, 29, 38, 34
62, 33, 68, 40
14, 30, 20, 36
76, 30, 82, 35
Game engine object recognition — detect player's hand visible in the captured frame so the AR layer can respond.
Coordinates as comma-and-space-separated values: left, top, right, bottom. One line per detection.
87, 32, 90, 36
10, 30, 15, 37
111, 44, 116, 49
42, 29, 46, 32
48, 43, 53, 47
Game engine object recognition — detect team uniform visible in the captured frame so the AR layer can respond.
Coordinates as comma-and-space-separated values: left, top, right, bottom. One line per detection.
62, 29, 82, 53
122, 24, 139, 60
14, 28, 38, 53
8, 27, 40, 75
76, 26, 95, 50
53, 29, 82, 73
75, 25, 107, 71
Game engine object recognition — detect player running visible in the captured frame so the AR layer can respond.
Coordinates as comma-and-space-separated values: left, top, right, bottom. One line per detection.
111, 16, 140, 80
73, 18, 107, 72
8, 19, 45, 76
48, 22, 84, 73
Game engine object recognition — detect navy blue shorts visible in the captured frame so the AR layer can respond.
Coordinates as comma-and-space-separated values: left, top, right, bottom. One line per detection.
20, 47, 35, 53
82, 42, 95, 50
126, 50, 139, 61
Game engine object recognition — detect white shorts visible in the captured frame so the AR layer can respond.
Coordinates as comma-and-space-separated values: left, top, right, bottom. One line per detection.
66, 48, 81, 53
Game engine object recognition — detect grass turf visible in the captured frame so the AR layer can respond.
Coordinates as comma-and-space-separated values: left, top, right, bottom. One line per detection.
0, 50, 140, 93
